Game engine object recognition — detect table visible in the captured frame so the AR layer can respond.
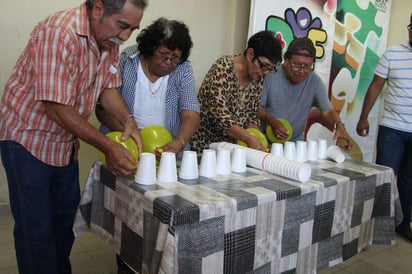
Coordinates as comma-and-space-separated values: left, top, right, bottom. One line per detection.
73, 159, 400, 274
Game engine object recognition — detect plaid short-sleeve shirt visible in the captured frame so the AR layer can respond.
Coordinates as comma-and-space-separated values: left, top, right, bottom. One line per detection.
0, 3, 121, 166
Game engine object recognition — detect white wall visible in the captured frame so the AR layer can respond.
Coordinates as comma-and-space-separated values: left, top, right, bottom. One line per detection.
0, 0, 410, 205
0, 0, 251, 205
387, 0, 411, 46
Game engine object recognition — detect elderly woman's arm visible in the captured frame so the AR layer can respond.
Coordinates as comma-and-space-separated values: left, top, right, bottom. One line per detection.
162, 110, 200, 154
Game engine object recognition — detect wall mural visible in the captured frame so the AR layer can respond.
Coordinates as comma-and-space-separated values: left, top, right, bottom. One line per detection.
249, 0, 392, 162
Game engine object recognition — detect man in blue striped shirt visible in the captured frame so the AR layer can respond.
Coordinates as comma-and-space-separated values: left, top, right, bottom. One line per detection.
356, 12, 412, 242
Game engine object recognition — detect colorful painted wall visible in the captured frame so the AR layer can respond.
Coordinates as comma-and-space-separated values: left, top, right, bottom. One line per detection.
249, 0, 393, 162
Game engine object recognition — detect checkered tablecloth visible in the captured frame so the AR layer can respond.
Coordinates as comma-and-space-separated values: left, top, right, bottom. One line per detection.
73, 159, 400, 274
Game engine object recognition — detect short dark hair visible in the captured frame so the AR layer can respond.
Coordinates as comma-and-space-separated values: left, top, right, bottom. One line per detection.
245, 30, 282, 65
136, 17, 193, 63
284, 37, 316, 61
86, 0, 148, 15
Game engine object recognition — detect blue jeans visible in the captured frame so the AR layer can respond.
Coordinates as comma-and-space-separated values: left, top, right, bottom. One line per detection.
376, 126, 412, 224
0, 141, 80, 274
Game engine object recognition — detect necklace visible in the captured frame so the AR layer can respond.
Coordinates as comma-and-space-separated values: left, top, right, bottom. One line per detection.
145, 61, 164, 99
148, 77, 164, 99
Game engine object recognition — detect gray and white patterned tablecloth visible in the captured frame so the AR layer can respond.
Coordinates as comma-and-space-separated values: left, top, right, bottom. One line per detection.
73, 159, 400, 274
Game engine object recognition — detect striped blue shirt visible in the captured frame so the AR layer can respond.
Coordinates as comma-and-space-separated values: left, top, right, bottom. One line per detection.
375, 42, 412, 132
101, 45, 200, 143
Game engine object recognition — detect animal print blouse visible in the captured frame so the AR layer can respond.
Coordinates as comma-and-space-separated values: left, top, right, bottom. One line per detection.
190, 55, 264, 153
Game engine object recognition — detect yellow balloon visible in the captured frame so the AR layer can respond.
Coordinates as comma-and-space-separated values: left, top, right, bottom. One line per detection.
266, 118, 293, 143
98, 131, 139, 164
140, 125, 173, 153
237, 128, 269, 149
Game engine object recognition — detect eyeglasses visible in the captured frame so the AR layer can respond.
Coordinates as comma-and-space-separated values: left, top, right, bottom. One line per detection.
154, 51, 181, 65
289, 62, 314, 72
255, 57, 277, 73
408, 24, 412, 30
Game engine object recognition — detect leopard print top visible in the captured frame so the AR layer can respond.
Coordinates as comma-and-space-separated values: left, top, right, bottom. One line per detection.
190, 55, 263, 153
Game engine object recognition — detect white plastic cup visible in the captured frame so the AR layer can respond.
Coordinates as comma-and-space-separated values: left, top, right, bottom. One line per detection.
307, 140, 318, 161
179, 151, 199, 179
318, 139, 328, 160
297, 163, 312, 183
284, 141, 296, 161
295, 141, 307, 163
326, 145, 345, 163
231, 147, 247, 173
199, 149, 217, 177
270, 143, 284, 157
134, 153, 156, 185
216, 148, 231, 175
157, 152, 178, 183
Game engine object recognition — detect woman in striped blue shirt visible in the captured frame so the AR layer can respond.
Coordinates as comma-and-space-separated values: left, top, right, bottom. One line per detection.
97, 17, 200, 158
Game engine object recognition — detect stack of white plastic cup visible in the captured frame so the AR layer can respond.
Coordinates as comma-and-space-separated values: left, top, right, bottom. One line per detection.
216, 148, 231, 175
295, 141, 307, 163
326, 145, 345, 163
318, 139, 328, 160
307, 140, 318, 161
157, 152, 178, 183
199, 149, 217, 177
134, 153, 156, 185
270, 143, 284, 157
179, 151, 199, 179
231, 147, 247, 173
284, 141, 296, 160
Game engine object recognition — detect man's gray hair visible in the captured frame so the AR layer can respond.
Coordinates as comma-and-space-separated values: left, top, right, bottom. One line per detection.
86, 0, 148, 15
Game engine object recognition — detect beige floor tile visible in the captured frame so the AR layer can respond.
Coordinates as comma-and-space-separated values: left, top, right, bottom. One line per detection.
364, 243, 412, 273
321, 237, 412, 274
0, 266, 19, 274
0, 206, 14, 230
355, 244, 392, 259
0, 207, 16, 270
72, 236, 87, 255
76, 232, 114, 252
88, 247, 118, 274
70, 251, 104, 274
0, 245, 17, 270
342, 259, 400, 274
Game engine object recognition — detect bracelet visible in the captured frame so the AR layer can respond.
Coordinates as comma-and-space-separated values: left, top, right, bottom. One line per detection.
177, 136, 186, 148
122, 114, 133, 125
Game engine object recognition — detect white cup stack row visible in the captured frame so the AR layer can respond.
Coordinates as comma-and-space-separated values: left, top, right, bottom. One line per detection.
134, 146, 248, 185
199, 147, 247, 178
269, 139, 344, 164
209, 142, 311, 183
134, 152, 178, 185
134, 140, 345, 185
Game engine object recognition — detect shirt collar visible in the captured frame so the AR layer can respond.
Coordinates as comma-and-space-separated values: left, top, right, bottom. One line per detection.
400, 41, 412, 50
75, 3, 90, 38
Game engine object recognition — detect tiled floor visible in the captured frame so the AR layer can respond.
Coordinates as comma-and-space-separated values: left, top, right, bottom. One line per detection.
1, 205, 411, 274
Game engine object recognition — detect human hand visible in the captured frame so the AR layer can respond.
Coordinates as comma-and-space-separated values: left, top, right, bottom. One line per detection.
104, 141, 138, 176
247, 135, 266, 152
160, 140, 183, 155
333, 125, 353, 151
122, 118, 142, 157
269, 118, 289, 140
356, 119, 369, 137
